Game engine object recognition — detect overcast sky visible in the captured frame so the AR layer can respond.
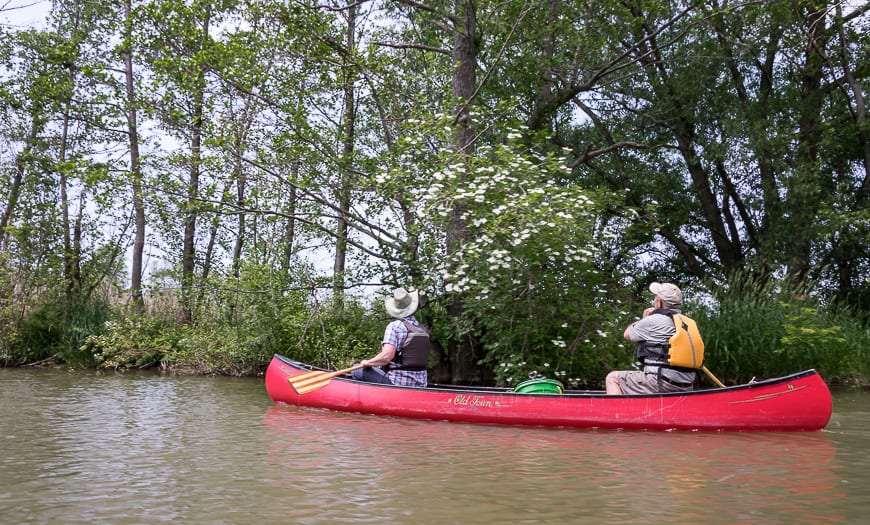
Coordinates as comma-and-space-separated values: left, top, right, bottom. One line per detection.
1, 1, 49, 29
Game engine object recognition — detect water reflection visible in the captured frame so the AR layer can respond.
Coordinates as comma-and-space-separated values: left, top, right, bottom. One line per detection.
262, 405, 843, 524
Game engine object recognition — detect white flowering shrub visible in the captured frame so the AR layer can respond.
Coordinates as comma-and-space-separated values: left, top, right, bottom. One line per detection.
376, 114, 632, 387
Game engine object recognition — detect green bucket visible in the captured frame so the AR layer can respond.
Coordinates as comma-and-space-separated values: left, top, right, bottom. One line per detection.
513, 378, 564, 394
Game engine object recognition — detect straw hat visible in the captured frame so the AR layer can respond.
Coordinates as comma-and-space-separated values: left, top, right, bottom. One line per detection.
384, 287, 419, 318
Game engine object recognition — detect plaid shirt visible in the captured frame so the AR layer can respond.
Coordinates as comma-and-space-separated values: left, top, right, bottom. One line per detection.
384, 317, 428, 387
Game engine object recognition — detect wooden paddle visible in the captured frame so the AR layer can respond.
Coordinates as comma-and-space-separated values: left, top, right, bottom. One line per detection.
287, 364, 366, 395
701, 365, 726, 388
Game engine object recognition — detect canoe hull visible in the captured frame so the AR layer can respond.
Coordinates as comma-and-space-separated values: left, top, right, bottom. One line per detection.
265, 354, 832, 431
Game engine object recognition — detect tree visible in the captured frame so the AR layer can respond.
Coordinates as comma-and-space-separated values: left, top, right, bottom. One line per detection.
122, 0, 146, 312
506, 0, 869, 302
136, 0, 221, 324
366, 0, 637, 384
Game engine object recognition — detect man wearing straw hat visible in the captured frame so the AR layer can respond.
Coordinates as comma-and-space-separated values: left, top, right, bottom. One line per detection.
351, 287, 430, 387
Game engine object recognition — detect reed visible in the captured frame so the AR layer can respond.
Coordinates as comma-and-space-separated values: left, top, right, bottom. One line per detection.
696, 273, 870, 385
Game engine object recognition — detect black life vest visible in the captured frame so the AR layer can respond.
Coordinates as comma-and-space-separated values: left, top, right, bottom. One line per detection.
636, 308, 705, 370
389, 320, 430, 371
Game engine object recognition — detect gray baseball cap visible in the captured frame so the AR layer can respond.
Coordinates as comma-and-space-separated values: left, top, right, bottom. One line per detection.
649, 282, 683, 306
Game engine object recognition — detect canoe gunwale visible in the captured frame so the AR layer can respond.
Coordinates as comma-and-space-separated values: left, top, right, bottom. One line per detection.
271, 353, 820, 398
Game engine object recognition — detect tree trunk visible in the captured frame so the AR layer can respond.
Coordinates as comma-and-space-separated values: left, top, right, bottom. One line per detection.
180, 9, 211, 324
830, 2, 869, 300
280, 159, 299, 272
787, 7, 829, 282
333, 0, 357, 310
447, 0, 489, 385
59, 91, 81, 296
0, 121, 36, 249
124, 0, 146, 313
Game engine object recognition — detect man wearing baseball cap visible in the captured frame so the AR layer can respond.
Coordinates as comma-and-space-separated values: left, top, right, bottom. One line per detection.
605, 282, 698, 394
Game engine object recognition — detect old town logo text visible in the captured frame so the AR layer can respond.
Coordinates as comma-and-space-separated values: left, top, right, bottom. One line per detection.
444, 394, 509, 408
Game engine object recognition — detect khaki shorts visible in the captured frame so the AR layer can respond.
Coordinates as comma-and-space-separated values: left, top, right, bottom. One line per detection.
617, 370, 693, 394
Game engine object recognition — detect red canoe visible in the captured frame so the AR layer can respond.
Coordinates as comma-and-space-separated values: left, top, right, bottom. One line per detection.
264, 354, 833, 431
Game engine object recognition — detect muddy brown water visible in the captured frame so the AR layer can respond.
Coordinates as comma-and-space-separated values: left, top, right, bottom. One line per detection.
1, 368, 867, 524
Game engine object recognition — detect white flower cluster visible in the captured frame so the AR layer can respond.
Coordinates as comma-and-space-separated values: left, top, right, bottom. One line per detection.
374, 119, 611, 305
437, 170, 599, 297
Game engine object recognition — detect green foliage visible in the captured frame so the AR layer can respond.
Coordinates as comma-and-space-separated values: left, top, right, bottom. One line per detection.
81, 262, 384, 376
777, 303, 848, 373
196, 262, 384, 373
83, 313, 281, 376
168, 324, 269, 376
83, 314, 181, 370
284, 300, 384, 371
12, 294, 110, 367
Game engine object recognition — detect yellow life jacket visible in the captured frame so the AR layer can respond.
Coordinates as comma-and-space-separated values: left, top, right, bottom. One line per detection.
667, 313, 704, 369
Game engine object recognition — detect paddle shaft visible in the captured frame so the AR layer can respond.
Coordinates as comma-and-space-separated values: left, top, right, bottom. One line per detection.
701, 365, 726, 388
287, 363, 366, 395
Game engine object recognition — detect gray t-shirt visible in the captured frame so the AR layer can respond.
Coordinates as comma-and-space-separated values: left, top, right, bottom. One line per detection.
629, 311, 696, 384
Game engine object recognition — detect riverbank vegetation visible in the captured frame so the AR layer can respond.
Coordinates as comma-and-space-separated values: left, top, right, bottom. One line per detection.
0, 1, 867, 387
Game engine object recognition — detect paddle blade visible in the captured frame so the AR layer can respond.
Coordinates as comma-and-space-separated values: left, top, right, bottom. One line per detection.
286, 370, 323, 383
288, 371, 334, 394
291, 375, 335, 395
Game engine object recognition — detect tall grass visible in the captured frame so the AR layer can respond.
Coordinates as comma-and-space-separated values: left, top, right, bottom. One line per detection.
8, 294, 110, 367
80, 286, 385, 376
695, 273, 870, 385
